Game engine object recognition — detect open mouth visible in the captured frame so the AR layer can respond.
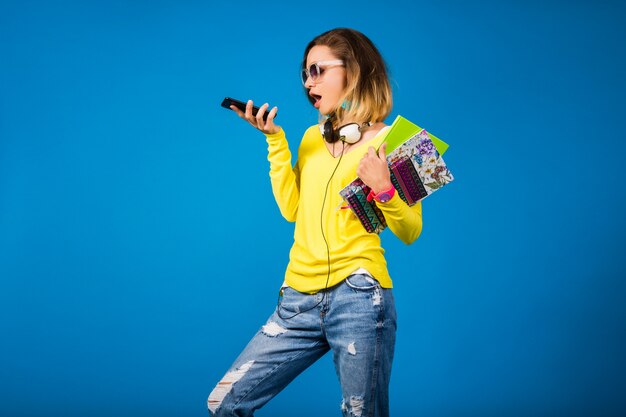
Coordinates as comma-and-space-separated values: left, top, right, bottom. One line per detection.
310, 93, 322, 108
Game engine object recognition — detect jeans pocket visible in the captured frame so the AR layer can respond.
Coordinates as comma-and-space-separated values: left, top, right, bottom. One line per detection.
278, 286, 303, 314
344, 273, 379, 291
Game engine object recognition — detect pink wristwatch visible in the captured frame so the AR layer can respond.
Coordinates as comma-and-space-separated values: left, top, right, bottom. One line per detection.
367, 185, 396, 204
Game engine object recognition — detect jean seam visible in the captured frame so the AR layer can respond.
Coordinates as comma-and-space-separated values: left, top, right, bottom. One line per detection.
367, 293, 385, 417
231, 339, 327, 412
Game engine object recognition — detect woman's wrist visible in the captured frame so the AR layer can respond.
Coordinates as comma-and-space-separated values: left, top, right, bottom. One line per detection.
367, 183, 396, 203
264, 126, 283, 137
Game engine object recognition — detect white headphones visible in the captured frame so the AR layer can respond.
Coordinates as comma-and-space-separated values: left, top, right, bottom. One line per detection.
320, 119, 372, 144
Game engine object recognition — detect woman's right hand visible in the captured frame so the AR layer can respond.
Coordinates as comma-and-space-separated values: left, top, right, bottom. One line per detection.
230, 99, 281, 135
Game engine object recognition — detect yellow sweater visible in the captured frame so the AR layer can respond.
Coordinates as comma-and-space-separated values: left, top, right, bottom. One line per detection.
265, 125, 423, 293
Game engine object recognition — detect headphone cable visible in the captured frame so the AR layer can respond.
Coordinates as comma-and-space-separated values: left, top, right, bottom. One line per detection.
277, 140, 346, 320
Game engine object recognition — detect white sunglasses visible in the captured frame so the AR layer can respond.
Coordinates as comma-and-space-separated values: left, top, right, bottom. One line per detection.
301, 60, 345, 85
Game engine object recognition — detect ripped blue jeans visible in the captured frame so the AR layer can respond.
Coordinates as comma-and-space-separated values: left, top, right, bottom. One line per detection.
207, 273, 397, 417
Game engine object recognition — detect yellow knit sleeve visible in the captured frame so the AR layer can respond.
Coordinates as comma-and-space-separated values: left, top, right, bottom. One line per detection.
376, 195, 423, 245
265, 128, 300, 222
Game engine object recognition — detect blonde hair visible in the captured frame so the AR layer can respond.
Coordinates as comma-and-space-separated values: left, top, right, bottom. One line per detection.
302, 28, 393, 127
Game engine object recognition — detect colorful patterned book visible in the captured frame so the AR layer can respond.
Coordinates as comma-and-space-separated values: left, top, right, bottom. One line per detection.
341, 180, 387, 234
339, 116, 454, 234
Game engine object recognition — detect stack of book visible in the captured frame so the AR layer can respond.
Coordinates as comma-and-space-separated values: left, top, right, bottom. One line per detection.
339, 116, 454, 234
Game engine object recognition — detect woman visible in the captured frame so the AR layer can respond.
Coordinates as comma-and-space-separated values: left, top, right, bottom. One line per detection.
208, 28, 422, 417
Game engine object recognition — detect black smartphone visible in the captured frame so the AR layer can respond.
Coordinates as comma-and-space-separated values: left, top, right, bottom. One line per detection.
221, 97, 277, 122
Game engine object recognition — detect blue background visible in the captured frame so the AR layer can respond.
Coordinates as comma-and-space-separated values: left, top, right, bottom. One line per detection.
1, 1, 625, 416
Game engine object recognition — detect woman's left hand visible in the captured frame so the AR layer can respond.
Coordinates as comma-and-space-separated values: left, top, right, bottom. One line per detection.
356, 142, 393, 194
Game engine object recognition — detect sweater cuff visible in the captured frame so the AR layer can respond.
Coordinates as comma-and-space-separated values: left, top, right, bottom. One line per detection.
264, 128, 286, 142
376, 192, 405, 211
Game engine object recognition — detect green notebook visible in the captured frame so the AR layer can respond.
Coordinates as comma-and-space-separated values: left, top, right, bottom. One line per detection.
381, 115, 449, 155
